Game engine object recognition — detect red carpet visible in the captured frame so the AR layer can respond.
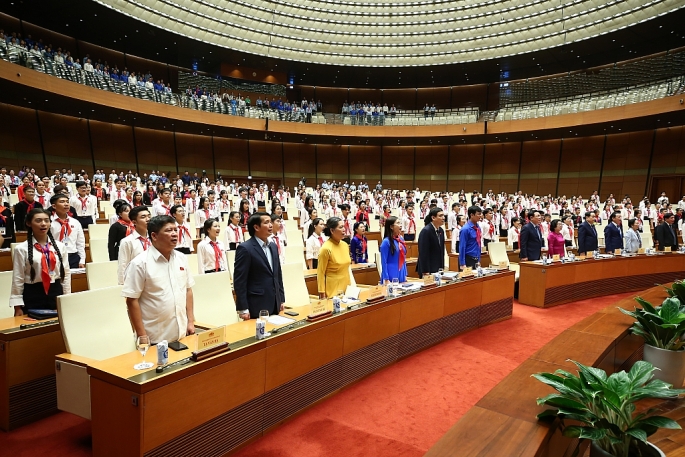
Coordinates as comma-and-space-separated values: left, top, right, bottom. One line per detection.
0, 293, 634, 456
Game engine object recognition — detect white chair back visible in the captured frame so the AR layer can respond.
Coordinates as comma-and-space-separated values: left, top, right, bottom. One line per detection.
192, 272, 239, 327
286, 231, 304, 247
0, 271, 14, 319
367, 240, 380, 262
285, 245, 306, 269
375, 252, 382, 278
282, 262, 312, 307
488, 242, 509, 266
225, 249, 236, 279
348, 266, 356, 287
87, 224, 109, 240
187, 253, 200, 276
86, 261, 118, 290
89, 238, 109, 263
640, 232, 654, 249
57, 286, 134, 360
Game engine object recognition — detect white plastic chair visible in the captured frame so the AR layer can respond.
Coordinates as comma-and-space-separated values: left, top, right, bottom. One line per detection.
192, 271, 239, 327
285, 245, 306, 269
0, 271, 14, 318
87, 223, 109, 240
282, 262, 313, 307
85, 261, 118, 290
89, 238, 109, 263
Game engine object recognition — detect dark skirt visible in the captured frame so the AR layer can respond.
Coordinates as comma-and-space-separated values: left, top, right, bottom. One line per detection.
23, 280, 63, 311
404, 234, 415, 242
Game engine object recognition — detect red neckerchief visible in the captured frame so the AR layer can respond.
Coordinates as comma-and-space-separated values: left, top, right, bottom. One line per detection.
78, 196, 88, 211
209, 240, 222, 271
96, 188, 103, 199
23, 199, 36, 211
231, 225, 241, 242
178, 223, 190, 242
472, 222, 481, 246
162, 203, 171, 215
273, 235, 282, 254
138, 236, 151, 250
34, 242, 56, 295
118, 218, 134, 236
394, 236, 406, 268
37, 194, 46, 206
318, 236, 324, 246
204, 209, 210, 220
55, 218, 71, 241
344, 218, 351, 235
356, 234, 367, 254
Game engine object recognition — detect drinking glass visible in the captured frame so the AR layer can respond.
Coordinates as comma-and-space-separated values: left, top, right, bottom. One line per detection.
541, 253, 547, 264
134, 335, 153, 370
391, 278, 399, 297
259, 310, 270, 337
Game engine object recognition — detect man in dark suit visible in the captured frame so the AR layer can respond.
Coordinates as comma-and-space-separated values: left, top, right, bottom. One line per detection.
233, 212, 285, 320
577, 212, 599, 255
416, 207, 445, 276
603, 211, 624, 254
655, 213, 679, 251
519, 210, 543, 261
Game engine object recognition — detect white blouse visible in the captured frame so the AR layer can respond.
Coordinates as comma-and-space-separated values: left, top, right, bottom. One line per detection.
224, 224, 244, 248
197, 238, 227, 273
10, 238, 71, 307
306, 233, 328, 260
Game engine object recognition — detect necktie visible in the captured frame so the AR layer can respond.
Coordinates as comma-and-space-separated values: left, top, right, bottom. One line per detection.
489, 222, 494, 237
162, 204, 170, 215
38, 195, 45, 206
56, 218, 71, 241
117, 191, 122, 199
34, 243, 56, 295
318, 236, 324, 246
344, 219, 350, 235
79, 197, 88, 212
139, 237, 150, 251
273, 236, 282, 254
474, 223, 481, 246
409, 218, 415, 233
210, 241, 222, 271
394, 236, 406, 268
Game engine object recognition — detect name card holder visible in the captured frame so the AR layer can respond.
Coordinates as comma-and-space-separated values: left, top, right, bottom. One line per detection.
422, 274, 437, 289
665, 246, 672, 252
366, 286, 386, 304
552, 254, 560, 262
637, 247, 646, 254
191, 342, 230, 362
459, 267, 474, 279
306, 309, 333, 322
578, 254, 587, 260
614, 248, 622, 256
496, 261, 509, 270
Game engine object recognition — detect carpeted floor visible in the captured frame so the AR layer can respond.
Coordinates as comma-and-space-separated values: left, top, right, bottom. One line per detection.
0, 293, 634, 457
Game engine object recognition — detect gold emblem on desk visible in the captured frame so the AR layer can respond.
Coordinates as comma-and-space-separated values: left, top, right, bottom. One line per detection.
665, 246, 672, 252
423, 274, 436, 287
191, 326, 230, 361
638, 247, 646, 254
459, 267, 474, 278
311, 300, 327, 315
496, 261, 509, 270
307, 300, 333, 321
552, 254, 560, 262
578, 254, 586, 260
614, 248, 622, 255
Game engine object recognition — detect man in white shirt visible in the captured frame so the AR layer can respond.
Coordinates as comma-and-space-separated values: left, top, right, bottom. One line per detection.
50, 194, 86, 268
70, 181, 98, 230
122, 215, 195, 344
110, 178, 127, 203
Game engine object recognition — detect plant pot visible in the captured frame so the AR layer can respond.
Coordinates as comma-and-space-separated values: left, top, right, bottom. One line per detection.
643, 344, 685, 388
590, 441, 665, 457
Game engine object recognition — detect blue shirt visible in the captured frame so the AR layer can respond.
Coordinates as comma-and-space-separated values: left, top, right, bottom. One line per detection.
459, 221, 481, 266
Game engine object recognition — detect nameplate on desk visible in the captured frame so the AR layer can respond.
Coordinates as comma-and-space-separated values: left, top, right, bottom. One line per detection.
191, 342, 229, 362
307, 309, 333, 322
578, 254, 586, 260
552, 254, 560, 261
638, 247, 646, 254
423, 274, 436, 287
197, 326, 225, 350
614, 248, 622, 256
665, 246, 672, 252
497, 261, 509, 270
459, 267, 474, 279
311, 300, 327, 315
366, 286, 385, 304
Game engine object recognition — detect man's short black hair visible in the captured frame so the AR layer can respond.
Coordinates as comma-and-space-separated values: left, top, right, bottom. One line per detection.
129, 205, 150, 221
247, 212, 269, 237
467, 206, 482, 217
148, 215, 175, 237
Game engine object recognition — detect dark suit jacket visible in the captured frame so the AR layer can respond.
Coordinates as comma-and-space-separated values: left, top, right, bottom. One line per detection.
577, 221, 599, 254
233, 236, 285, 318
108, 222, 128, 261
655, 223, 678, 251
519, 222, 542, 261
416, 224, 445, 275
604, 223, 624, 254
13, 200, 43, 231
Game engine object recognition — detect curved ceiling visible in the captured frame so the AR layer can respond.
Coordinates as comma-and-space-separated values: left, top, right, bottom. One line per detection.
94, 0, 685, 66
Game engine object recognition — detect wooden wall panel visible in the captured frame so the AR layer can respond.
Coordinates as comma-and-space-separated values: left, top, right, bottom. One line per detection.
316, 144, 348, 182
482, 142, 520, 194
0, 104, 44, 174
349, 89, 382, 105
349, 145, 381, 184
38, 112, 92, 173
299, 86, 315, 102
134, 128, 176, 175
652, 126, 684, 177
452, 85, 489, 110
283, 143, 316, 189
315, 88, 349, 114
77, 41, 127, 75
247, 140, 282, 181
21, 22, 76, 57
213, 137, 249, 179
382, 89, 417, 111
448, 144, 483, 192
602, 131, 652, 200
558, 136, 604, 197
89, 120, 136, 175
0, 13, 21, 33
175, 133, 212, 178
381, 146, 414, 190
414, 146, 448, 191
416, 88, 451, 110
520, 139, 561, 196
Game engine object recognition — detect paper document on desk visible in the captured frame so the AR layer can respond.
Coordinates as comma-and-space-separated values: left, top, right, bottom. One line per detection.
71, 268, 86, 274
268, 315, 295, 326
441, 272, 458, 280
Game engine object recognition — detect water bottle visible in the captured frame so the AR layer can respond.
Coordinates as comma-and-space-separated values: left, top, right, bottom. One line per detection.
333, 296, 341, 314
593, 250, 599, 259
256, 319, 266, 340
156, 340, 168, 366
434, 272, 441, 286
476, 262, 483, 277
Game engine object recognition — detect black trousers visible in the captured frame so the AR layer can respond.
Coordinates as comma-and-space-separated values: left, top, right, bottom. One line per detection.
74, 215, 93, 230
175, 247, 191, 255
484, 239, 492, 248
22, 280, 63, 311
342, 237, 351, 244
67, 252, 80, 268
500, 229, 508, 238
464, 256, 480, 269
564, 240, 573, 247
311, 259, 318, 269
404, 234, 415, 242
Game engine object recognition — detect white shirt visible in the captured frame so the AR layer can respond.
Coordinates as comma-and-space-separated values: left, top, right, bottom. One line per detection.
269, 234, 286, 265
10, 238, 71, 307
117, 232, 151, 285
196, 237, 226, 273
121, 246, 195, 344
402, 215, 418, 235
255, 236, 274, 271
479, 219, 497, 241
306, 233, 327, 260
224, 223, 244, 248
176, 222, 194, 251
153, 200, 173, 217
507, 226, 521, 248
70, 194, 98, 218
110, 188, 127, 203
50, 216, 85, 262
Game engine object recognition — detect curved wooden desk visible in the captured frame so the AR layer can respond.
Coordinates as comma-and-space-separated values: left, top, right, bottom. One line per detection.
73, 272, 514, 457
425, 284, 667, 457
519, 253, 685, 308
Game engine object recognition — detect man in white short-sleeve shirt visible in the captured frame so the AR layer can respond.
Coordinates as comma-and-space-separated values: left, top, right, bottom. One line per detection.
122, 215, 196, 344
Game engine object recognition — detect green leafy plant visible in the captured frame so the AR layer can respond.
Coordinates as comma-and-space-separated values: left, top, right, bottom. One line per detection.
533, 360, 685, 457
665, 280, 685, 303
620, 297, 685, 350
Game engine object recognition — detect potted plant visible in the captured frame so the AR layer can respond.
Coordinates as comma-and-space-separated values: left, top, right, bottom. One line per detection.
533, 360, 685, 457
620, 295, 685, 387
